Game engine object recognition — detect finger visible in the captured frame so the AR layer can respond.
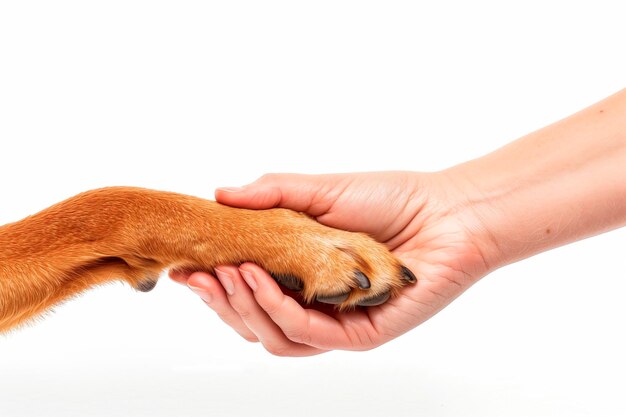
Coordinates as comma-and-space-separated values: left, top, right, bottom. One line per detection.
168, 269, 191, 285
186, 272, 259, 343
239, 263, 383, 351
215, 173, 345, 216
214, 265, 326, 357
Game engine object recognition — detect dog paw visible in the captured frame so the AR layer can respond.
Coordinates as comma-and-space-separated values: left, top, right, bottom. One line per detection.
253, 209, 416, 309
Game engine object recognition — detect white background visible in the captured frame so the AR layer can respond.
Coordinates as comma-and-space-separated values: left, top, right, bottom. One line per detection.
0, 1, 625, 416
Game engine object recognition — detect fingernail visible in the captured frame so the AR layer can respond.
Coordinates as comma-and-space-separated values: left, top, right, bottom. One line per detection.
240, 269, 258, 292
215, 268, 235, 295
188, 285, 213, 304
217, 186, 245, 193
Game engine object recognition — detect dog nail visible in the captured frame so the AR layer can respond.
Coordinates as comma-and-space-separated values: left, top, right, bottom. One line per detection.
401, 266, 417, 283
357, 291, 391, 306
316, 293, 350, 304
270, 273, 304, 291
354, 271, 371, 289
136, 279, 157, 292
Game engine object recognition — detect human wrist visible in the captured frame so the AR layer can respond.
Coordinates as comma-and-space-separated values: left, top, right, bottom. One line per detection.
449, 151, 588, 274
433, 162, 511, 273
445, 90, 626, 271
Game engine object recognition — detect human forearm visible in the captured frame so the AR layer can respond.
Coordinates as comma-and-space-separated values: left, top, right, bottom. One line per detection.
447, 88, 626, 270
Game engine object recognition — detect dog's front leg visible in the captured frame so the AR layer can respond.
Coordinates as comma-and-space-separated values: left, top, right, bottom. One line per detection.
0, 187, 414, 332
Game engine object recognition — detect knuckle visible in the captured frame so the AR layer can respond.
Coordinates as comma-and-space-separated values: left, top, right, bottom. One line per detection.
235, 307, 254, 320
229, 300, 254, 319
257, 173, 279, 184
260, 298, 284, 317
284, 328, 311, 345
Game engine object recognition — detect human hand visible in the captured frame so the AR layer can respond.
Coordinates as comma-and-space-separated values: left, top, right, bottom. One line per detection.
170, 171, 495, 355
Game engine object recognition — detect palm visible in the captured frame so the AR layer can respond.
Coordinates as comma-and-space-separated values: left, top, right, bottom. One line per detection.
208, 171, 493, 352
306, 172, 490, 347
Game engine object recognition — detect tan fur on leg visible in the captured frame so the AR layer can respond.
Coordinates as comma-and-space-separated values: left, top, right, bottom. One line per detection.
0, 187, 413, 332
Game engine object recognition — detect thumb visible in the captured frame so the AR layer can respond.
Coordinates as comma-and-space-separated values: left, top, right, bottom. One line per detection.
215, 173, 343, 216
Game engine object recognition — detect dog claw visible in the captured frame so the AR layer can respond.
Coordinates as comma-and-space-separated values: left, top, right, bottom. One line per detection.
270, 273, 304, 291
354, 271, 371, 289
401, 266, 417, 283
357, 291, 390, 306
316, 293, 350, 304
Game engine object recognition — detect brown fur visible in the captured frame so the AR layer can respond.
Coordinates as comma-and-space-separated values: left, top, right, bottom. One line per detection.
0, 187, 407, 332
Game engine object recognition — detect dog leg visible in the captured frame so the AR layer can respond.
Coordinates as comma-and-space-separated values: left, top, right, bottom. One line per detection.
0, 187, 415, 332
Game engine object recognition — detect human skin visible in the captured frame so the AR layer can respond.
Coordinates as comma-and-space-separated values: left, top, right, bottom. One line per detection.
170, 88, 626, 356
